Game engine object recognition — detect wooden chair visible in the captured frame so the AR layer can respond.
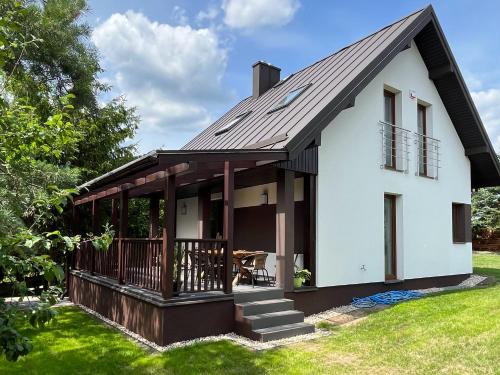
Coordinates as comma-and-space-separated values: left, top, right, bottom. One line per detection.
239, 253, 270, 287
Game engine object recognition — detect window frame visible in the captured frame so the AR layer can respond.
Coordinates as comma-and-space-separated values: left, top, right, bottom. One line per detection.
383, 90, 397, 169
417, 104, 428, 177
384, 194, 397, 280
214, 111, 252, 136
268, 83, 312, 113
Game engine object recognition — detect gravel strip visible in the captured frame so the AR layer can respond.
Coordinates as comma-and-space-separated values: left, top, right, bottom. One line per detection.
77, 303, 329, 352
74, 273, 487, 352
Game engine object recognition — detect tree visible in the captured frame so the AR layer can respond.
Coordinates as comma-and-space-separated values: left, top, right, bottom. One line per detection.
472, 187, 500, 238
0, 3, 113, 361
0, 0, 138, 180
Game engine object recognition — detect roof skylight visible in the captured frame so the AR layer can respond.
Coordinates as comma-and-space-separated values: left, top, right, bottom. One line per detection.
215, 111, 251, 136
268, 83, 312, 113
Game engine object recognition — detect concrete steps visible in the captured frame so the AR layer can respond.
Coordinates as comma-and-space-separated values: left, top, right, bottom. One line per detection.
234, 288, 315, 342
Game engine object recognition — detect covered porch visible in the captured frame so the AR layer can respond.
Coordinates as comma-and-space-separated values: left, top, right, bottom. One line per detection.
70, 148, 318, 300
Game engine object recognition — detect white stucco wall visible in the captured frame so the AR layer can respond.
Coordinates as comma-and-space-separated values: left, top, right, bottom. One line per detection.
316, 41, 472, 287
175, 197, 198, 238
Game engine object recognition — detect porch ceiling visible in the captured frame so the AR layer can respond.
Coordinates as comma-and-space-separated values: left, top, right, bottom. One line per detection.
74, 149, 288, 205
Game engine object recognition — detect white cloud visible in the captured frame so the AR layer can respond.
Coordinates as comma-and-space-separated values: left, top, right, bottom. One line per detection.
222, 0, 300, 30
196, 6, 219, 24
92, 11, 230, 151
172, 6, 188, 26
471, 89, 500, 152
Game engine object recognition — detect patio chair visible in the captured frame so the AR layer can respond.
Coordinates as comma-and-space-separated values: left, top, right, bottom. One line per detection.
239, 253, 270, 287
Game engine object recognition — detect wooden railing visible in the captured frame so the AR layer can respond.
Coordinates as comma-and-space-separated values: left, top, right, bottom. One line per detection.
94, 239, 119, 278
74, 240, 93, 272
73, 237, 229, 295
122, 238, 163, 291
174, 239, 227, 293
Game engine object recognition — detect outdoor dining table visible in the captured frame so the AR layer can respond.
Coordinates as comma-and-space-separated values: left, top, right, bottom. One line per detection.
232, 250, 265, 286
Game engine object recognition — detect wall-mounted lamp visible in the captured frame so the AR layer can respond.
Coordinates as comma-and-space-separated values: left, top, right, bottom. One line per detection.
180, 202, 187, 215
260, 191, 268, 205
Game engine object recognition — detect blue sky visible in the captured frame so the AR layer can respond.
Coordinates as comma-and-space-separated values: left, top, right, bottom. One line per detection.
85, 0, 500, 153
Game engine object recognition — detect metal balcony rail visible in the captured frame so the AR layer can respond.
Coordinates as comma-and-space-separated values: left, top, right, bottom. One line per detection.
378, 121, 411, 173
414, 132, 440, 179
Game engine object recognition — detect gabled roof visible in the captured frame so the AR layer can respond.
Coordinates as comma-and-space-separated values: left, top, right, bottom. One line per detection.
183, 5, 500, 188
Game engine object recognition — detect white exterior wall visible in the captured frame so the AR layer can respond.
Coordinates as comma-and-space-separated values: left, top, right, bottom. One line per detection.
316, 41, 472, 287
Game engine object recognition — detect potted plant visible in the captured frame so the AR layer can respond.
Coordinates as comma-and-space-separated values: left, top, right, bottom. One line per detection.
294, 267, 311, 288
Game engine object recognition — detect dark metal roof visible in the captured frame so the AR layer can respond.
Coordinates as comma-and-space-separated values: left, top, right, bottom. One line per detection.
182, 5, 500, 188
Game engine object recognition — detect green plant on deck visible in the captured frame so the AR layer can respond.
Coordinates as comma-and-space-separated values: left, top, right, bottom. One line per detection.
293, 267, 311, 288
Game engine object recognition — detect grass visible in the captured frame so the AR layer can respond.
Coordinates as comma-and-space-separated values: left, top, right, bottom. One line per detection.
473, 251, 500, 279
1, 253, 499, 375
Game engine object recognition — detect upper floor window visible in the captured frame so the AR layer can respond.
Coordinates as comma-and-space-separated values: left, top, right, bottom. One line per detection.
380, 89, 410, 172
383, 90, 396, 168
415, 103, 440, 179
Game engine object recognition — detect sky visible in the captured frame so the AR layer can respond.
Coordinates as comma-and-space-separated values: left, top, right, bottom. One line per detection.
84, 0, 500, 154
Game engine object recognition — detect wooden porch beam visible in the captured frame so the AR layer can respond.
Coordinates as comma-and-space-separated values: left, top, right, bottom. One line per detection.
223, 161, 234, 294
117, 190, 129, 284
276, 169, 295, 292
161, 174, 176, 299
74, 163, 191, 206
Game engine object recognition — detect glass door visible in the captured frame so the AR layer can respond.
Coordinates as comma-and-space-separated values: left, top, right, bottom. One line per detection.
384, 194, 397, 280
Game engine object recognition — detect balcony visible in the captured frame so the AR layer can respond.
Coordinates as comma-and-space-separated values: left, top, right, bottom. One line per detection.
415, 132, 440, 179
379, 121, 411, 173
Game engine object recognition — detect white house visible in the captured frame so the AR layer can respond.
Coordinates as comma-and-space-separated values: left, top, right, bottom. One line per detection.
70, 5, 500, 344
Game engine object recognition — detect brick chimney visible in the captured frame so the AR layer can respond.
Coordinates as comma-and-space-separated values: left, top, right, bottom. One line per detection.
252, 61, 281, 98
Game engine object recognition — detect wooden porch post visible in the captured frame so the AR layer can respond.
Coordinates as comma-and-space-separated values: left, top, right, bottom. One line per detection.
276, 169, 295, 292
303, 174, 317, 286
149, 196, 160, 238
198, 189, 211, 239
91, 199, 100, 275
223, 161, 234, 294
118, 190, 129, 284
161, 174, 176, 299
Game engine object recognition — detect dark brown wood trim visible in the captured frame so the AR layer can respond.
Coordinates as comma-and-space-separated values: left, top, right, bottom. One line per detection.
223, 161, 234, 294
118, 190, 129, 284
304, 174, 316, 286
276, 169, 295, 292
162, 175, 176, 299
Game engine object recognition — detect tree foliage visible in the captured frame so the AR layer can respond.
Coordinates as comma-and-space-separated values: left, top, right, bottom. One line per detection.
472, 187, 500, 238
0, 0, 138, 180
0, 1, 119, 361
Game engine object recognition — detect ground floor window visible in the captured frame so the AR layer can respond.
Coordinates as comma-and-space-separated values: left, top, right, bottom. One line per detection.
384, 194, 397, 280
452, 203, 472, 244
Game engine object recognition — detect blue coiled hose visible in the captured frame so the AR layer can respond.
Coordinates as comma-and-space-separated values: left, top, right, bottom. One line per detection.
352, 290, 424, 308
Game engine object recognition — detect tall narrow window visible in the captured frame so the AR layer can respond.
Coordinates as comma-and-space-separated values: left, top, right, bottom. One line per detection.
383, 90, 396, 168
384, 194, 397, 280
417, 104, 427, 176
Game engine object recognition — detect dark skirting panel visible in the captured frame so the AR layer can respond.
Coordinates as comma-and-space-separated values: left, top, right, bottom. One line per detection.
69, 274, 234, 346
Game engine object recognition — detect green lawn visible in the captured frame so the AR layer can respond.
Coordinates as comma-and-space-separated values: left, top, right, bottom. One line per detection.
1, 253, 499, 375
473, 251, 500, 279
